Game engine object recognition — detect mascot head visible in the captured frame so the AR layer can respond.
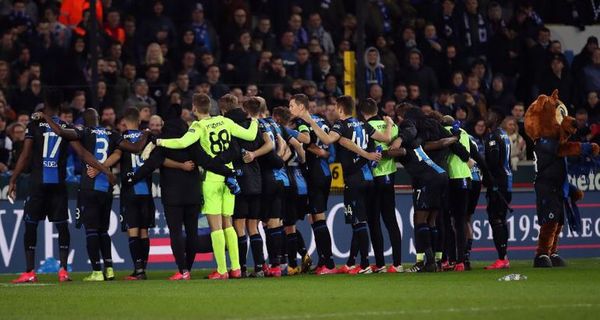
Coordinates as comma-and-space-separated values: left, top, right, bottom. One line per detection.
524, 89, 576, 143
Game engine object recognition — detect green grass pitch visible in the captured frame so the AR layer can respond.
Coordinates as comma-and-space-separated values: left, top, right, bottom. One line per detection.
1, 259, 599, 319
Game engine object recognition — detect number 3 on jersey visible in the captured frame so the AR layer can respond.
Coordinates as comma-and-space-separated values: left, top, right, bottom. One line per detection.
209, 129, 231, 154
95, 137, 109, 162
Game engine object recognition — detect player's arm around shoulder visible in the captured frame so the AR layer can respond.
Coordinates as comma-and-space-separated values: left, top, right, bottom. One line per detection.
369, 116, 394, 143
230, 117, 258, 141
35, 112, 80, 140
158, 121, 202, 149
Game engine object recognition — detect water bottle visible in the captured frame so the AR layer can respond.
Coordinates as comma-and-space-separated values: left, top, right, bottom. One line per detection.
370, 145, 383, 168
498, 273, 527, 282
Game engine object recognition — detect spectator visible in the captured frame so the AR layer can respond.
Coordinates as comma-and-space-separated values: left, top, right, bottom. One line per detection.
59, 0, 103, 28
288, 14, 308, 48
291, 47, 313, 81
381, 100, 396, 117
394, 26, 418, 62
406, 83, 422, 106
337, 14, 357, 45
364, 47, 387, 95
399, 49, 439, 103
314, 53, 334, 85
366, 0, 411, 39
62, 36, 89, 95
172, 72, 193, 109
510, 101, 533, 159
436, 0, 461, 45
454, 104, 469, 123
487, 1, 507, 37
278, 31, 297, 70
488, 25, 520, 85
331, 40, 350, 79
582, 48, 600, 94
226, 30, 258, 84
450, 70, 466, 93
141, 0, 177, 47
187, 3, 219, 59
393, 83, 408, 103
502, 116, 527, 171
60, 107, 74, 124
537, 54, 573, 109
584, 91, 600, 122
107, 42, 123, 69
44, 5, 71, 49
96, 80, 112, 110
145, 64, 165, 105
245, 84, 258, 97
122, 15, 142, 64
0, 61, 11, 94
221, 8, 251, 52
487, 74, 516, 116
148, 114, 164, 136
434, 89, 454, 116
306, 12, 335, 55
418, 23, 444, 74
7, 0, 35, 34
460, 0, 489, 61
101, 106, 117, 129
369, 84, 384, 109
571, 36, 598, 84
139, 104, 152, 129
465, 73, 486, 117
320, 74, 342, 98
304, 0, 346, 34
0, 115, 11, 172
205, 65, 229, 99
104, 8, 125, 44
6, 121, 26, 170
144, 42, 173, 84
572, 109, 591, 142
468, 118, 487, 156
16, 112, 29, 126
103, 59, 129, 115
375, 35, 399, 88
253, 16, 276, 52
325, 102, 339, 125
124, 79, 157, 113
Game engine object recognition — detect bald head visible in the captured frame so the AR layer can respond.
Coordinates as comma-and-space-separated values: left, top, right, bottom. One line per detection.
83, 108, 99, 127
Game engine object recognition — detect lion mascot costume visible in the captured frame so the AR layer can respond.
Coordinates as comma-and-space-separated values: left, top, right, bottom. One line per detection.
524, 90, 600, 268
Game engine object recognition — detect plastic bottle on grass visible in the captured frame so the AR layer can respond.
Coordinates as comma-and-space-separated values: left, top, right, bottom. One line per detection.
498, 274, 527, 281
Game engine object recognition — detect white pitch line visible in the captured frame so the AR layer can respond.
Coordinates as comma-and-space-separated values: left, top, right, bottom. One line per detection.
0, 283, 56, 288
228, 303, 599, 320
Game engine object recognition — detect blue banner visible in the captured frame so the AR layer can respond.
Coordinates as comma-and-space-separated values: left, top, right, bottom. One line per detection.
1, 191, 599, 273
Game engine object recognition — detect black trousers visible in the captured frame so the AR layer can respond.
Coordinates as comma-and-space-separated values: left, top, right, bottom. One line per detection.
446, 178, 471, 263
164, 204, 200, 272
366, 174, 402, 267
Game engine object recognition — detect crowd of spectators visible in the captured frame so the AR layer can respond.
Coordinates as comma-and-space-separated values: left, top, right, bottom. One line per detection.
1, 0, 600, 174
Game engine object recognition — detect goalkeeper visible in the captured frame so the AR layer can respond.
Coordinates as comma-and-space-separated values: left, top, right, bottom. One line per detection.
143, 93, 258, 279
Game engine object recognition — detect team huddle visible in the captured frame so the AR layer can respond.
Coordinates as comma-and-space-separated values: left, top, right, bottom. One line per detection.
8, 89, 515, 282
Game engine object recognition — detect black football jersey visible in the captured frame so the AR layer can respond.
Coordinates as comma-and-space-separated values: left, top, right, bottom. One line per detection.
120, 129, 151, 196
76, 126, 123, 192
331, 117, 374, 183
25, 116, 70, 187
